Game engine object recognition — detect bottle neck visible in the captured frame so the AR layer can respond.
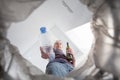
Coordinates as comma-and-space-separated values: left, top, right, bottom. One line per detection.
66, 42, 70, 49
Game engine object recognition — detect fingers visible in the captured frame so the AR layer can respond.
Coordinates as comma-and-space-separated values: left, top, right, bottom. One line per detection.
40, 47, 49, 59
40, 47, 46, 54
66, 48, 73, 54
40, 47, 44, 53
41, 53, 49, 59
40, 47, 43, 51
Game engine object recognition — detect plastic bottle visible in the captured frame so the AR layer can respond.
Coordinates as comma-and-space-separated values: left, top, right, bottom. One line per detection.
39, 27, 55, 61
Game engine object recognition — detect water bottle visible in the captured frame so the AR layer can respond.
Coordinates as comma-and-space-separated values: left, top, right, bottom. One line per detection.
39, 27, 55, 61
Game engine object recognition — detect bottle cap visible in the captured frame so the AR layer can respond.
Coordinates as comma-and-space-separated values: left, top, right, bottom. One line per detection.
40, 27, 46, 33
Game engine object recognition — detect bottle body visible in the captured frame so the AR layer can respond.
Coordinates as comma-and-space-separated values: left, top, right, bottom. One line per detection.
40, 27, 55, 61
66, 53, 73, 61
40, 33, 52, 53
66, 42, 73, 62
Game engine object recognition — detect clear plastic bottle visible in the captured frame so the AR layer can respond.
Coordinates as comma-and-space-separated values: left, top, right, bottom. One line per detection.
39, 27, 55, 61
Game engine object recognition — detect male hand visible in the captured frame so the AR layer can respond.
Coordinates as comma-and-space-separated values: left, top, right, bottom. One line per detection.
40, 47, 49, 59
66, 48, 74, 54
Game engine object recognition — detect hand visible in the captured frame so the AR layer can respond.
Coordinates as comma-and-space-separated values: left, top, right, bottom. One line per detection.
40, 47, 49, 59
66, 48, 73, 54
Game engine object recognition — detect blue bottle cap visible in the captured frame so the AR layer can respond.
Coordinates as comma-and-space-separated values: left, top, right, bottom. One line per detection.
40, 27, 46, 33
